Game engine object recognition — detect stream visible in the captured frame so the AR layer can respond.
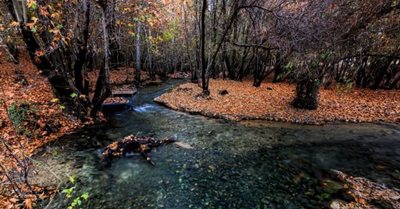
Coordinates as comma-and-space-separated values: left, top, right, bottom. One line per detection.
34, 80, 400, 209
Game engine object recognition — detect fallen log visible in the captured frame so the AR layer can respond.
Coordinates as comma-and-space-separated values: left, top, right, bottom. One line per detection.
102, 135, 176, 165
330, 170, 400, 209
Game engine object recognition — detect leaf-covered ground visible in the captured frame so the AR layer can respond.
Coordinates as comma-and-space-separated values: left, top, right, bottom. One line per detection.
0, 51, 84, 208
155, 80, 400, 124
0, 50, 166, 208
0, 52, 83, 157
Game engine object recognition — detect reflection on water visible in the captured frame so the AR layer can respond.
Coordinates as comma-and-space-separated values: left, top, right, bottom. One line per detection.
36, 80, 400, 209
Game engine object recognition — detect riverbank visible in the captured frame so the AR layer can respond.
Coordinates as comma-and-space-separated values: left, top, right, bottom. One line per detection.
154, 79, 400, 125
0, 50, 163, 161
0, 50, 161, 208
33, 81, 400, 209
0, 52, 84, 158
0, 51, 86, 208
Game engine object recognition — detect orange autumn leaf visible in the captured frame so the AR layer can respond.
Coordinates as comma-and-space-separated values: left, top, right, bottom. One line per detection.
35, 50, 45, 57
24, 198, 33, 209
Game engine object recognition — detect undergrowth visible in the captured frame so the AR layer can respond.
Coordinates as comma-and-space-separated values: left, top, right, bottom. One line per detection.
7, 102, 39, 137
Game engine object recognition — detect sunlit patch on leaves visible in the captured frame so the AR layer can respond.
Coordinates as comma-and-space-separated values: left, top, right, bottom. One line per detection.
27, 0, 38, 10
70, 93, 78, 99
69, 175, 76, 184
35, 50, 45, 57
9, 21, 20, 27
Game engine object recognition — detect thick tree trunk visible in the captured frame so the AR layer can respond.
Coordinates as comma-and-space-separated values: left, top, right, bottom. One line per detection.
293, 78, 320, 110
74, 0, 90, 93
5, 42, 20, 64
91, 2, 112, 118
372, 57, 392, 90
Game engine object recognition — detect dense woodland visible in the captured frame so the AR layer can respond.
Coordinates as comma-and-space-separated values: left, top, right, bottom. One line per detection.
1, 0, 399, 117
1, 1, 400, 208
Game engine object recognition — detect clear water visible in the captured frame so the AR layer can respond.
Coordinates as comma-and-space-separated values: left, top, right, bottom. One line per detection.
35, 80, 400, 209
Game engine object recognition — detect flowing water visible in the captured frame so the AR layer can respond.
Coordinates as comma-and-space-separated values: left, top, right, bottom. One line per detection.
35, 80, 400, 209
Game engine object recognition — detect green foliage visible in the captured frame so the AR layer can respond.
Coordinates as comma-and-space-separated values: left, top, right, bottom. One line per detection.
160, 30, 175, 42
62, 175, 90, 209
7, 102, 38, 137
336, 79, 354, 93
159, 21, 180, 42
69, 175, 76, 184
31, 26, 38, 33
320, 50, 334, 60
66, 192, 90, 209
285, 62, 293, 71
309, 60, 319, 70
28, 1, 38, 10
277, 62, 294, 81
63, 187, 74, 199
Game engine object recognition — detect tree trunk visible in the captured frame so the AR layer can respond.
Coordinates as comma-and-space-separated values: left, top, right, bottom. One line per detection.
293, 78, 320, 110
108, 0, 121, 68
74, 0, 90, 93
91, 2, 112, 118
200, 0, 209, 95
135, 20, 142, 85
273, 51, 283, 83
147, 29, 156, 80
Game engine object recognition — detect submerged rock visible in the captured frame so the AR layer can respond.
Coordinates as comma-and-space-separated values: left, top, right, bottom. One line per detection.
330, 200, 350, 209
174, 141, 194, 149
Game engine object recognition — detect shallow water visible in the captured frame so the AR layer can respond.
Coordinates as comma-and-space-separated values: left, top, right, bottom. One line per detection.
36, 80, 400, 209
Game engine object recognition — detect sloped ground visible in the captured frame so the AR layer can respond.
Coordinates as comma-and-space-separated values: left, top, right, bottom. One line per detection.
155, 80, 400, 124
0, 51, 84, 208
0, 51, 83, 157
0, 50, 163, 208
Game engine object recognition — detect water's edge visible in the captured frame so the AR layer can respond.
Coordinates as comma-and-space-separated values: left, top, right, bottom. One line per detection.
33, 80, 400, 209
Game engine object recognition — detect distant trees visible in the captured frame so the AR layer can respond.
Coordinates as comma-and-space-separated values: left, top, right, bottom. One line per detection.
1, 0, 399, 113
191, 0, 400, 109
287, 0, 400, 109
2, 0, 192, 118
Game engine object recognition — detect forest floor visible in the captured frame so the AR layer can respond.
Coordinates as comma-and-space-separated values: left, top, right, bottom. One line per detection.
0, 51, 87, 208
155, 79, 400, 125
0, 50, 160, 208
0, 50, 163, 163
0, 51, 84, 160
